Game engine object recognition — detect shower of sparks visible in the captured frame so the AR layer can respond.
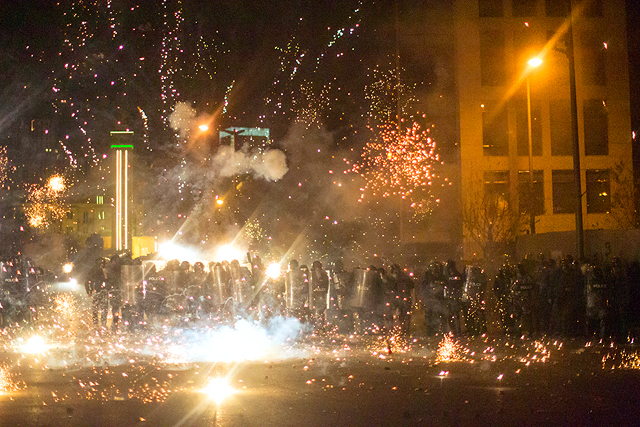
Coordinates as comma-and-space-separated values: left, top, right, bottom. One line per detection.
364, 65, 416, 125
0, 146, 16, 189
370, 326, 411, 356
603, 349, 640, 370
24, 174, 69, 229
352, 122, 441, 209
138, 107, 150, 148
160, 0, 185, 123
436, 333, 463, 362
54, 294, 77, 320
0, 366, 19, 395
244, 218, 266, 243
293, 80, 330, 128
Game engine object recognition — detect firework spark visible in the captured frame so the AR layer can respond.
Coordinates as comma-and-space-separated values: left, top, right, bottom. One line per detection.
24, 174, 69, 229
54, 294, 77, 320
436, 333, 463, 362
352, 122, 441, 209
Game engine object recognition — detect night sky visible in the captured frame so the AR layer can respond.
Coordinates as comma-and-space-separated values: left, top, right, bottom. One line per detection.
0, 0, 637, 265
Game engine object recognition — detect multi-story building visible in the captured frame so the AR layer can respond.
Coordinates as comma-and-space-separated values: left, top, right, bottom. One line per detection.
453, 0, 632, 258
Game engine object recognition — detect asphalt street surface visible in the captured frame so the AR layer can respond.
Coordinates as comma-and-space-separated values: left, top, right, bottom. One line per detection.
2, 329, 640, 427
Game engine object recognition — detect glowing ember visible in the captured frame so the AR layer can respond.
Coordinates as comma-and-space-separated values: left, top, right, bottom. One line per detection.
436, 333, 463, 362
203, 378, 235, 404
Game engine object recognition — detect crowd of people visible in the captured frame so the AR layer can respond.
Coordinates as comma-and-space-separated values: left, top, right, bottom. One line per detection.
3, 251, 640, 340
420, 255, 640, 339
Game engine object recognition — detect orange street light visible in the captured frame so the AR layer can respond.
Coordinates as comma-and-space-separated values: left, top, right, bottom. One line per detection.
527, 57, 542, 68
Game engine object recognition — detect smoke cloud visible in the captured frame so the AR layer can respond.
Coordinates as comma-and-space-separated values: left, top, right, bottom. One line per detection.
168, 102, 196, 138
211, 145, 288, 181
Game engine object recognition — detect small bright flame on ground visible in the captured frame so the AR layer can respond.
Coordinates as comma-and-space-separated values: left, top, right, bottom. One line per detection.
21, 336, 48, 354
203, 378, 235, 404
436, 333, 463, 362
266, 262, 281, 279
0, 366, 13, 394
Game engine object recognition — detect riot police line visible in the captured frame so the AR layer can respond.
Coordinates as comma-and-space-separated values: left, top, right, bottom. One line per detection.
80, 254, 415, 334
420, 255, 640, 339
4, 251, 640, 339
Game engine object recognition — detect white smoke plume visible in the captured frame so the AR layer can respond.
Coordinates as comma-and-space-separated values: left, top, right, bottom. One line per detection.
212, 145, 288, 181
168, 102, 196, 138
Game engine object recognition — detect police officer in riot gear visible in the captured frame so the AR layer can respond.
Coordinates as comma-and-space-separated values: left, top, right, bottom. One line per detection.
86, 257, 108, 328
310, 261, 329, 330
106, 255, 122, 331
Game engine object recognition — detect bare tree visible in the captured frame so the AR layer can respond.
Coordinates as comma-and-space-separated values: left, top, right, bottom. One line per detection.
463, 192, 525, 260
609, 162, 639, 229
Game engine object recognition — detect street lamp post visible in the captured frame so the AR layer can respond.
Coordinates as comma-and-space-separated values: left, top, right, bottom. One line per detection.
526, 57, 542, 235
566, 23, 584, 260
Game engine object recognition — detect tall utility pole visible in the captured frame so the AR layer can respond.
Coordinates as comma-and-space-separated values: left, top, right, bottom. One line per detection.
567, 21, 585, 260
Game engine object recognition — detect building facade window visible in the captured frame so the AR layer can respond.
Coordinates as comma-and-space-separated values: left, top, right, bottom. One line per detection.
550, 100, 572, 156
482, 104, 509, 156
545, 0, 570, 17
96, 195, 103, 205
479, 0, 503, 17
552, 170, 575, 214
583, 99, 608, 156
512, 0, 537, 17
515, 99, 542, 156
581, 32, 607, 86
480, 30, 506, 86
484, 170, 510, 197
586, 169, 610, 213
584, 0, 603, 17
518, 170, 544, 215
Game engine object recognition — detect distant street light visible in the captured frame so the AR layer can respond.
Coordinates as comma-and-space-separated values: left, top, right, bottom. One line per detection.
198, 124, 209, 132
526, 57, 542, 234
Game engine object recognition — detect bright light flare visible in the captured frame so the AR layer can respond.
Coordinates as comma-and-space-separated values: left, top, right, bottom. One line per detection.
213, 245, 246, 263
203, 378, 235, 405
159, 242, 198, 261
21, 336, 49, 354
266, 262, 282, 279
62, 263, 73, 274
198, 124, 209, 132
527, 57, 542, 68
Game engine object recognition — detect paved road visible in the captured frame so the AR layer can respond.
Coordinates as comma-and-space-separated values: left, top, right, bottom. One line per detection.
2, 332, 640, 427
